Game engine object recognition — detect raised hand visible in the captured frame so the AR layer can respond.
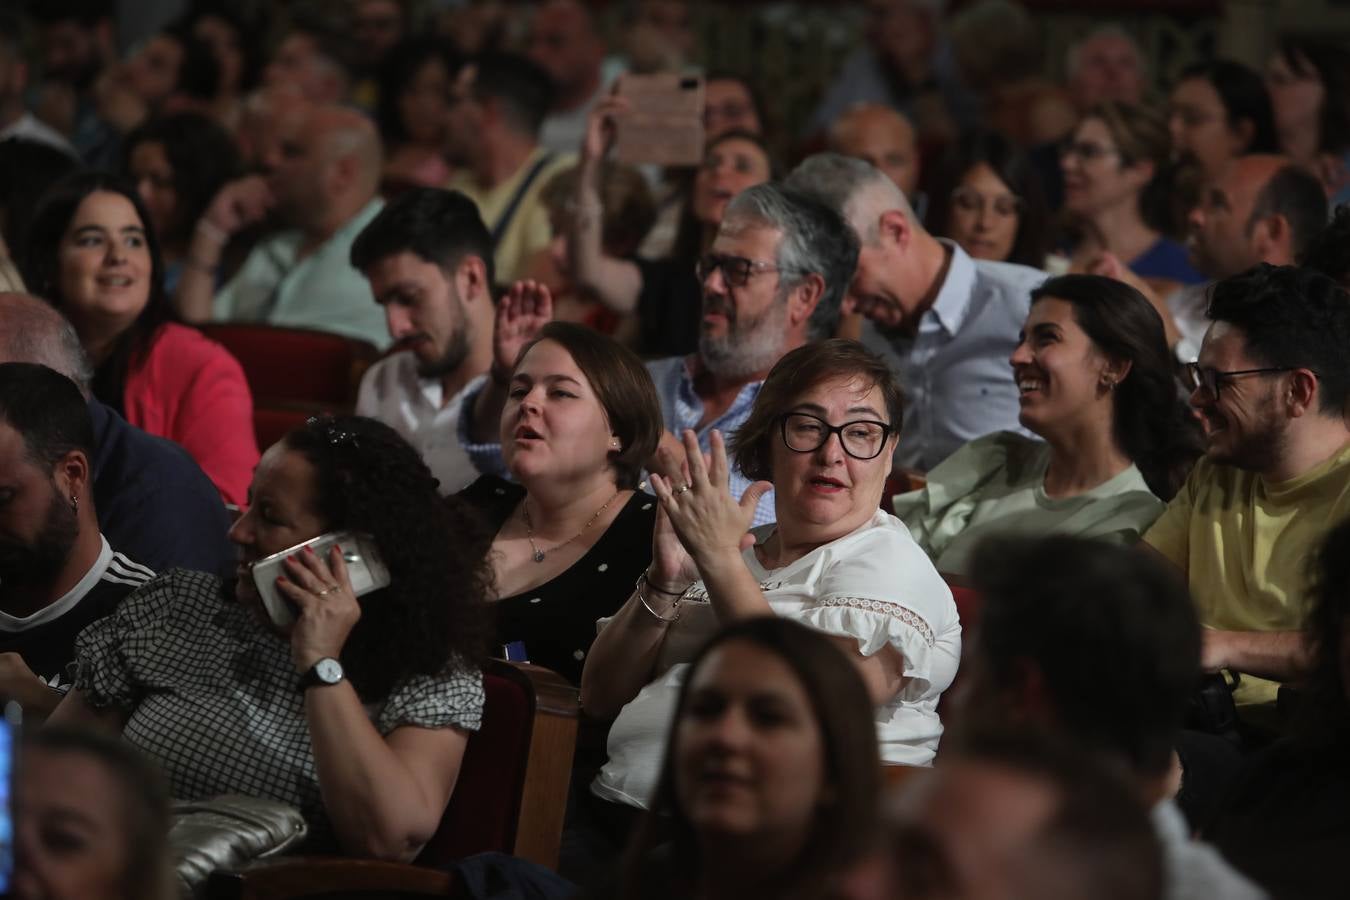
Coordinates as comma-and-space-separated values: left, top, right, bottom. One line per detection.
492, 280, 554, 380
203, 175, 275, 238
582, 94, 631, 163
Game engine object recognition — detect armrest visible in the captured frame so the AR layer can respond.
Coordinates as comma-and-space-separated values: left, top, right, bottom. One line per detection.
205, 857, 454, 899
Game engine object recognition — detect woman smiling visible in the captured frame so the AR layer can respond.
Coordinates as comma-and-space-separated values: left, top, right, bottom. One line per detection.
894, 274, 1202, 576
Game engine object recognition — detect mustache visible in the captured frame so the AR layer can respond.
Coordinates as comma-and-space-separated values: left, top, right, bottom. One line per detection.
701, 294, 737, 322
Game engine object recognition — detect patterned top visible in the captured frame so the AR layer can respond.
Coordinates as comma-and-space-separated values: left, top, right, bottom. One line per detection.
74, 569, 484, 847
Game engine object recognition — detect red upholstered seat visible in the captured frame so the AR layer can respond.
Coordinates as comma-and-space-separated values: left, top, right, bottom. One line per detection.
198, 324, 376, 407
938, 576, 982, 722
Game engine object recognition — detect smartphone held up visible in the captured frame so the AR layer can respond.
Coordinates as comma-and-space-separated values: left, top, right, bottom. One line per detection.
612, 73, 705, 167
250, 531, 391, 628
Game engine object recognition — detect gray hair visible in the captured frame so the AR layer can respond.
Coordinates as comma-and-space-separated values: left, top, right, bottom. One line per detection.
723, 182, 860, 339
1066, 24, 1145, 81
0, 292, 94, 396
786, 153, 914, 244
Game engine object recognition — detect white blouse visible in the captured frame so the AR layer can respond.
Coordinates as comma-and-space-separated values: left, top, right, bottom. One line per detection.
591, 509, 961, 810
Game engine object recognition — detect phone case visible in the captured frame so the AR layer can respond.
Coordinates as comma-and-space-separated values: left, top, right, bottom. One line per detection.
614, 73, 705, 167
250, 531, 391, 627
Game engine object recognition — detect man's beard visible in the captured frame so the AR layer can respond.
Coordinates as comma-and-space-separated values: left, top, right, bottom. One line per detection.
0, 486, 79, 589
415, 321, 472, 379
699, 289, 790, 381
1207, 390, 1288, 474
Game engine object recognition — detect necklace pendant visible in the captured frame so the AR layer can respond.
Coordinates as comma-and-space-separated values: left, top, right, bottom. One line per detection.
532, 549, 546, 563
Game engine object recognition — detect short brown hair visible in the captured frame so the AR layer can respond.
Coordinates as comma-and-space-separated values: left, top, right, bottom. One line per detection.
540, 162, 657, 256
731, 339, 903, 482
1087, 101, 1169, 170
515, 321, 663, 489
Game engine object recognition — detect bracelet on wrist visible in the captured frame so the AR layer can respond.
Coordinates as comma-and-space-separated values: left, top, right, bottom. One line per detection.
643, 570, 686, 596
635, 573, 682, 623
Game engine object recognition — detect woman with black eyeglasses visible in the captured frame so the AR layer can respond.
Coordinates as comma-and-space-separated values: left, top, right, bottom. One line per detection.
893, 274, 1202, 577
575, 340, 958, 859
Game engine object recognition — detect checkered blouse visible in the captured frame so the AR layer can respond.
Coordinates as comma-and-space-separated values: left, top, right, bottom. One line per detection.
74, 569, 483, 846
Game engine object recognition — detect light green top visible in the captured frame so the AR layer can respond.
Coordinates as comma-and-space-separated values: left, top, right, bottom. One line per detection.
212, 198, 391, 349
893, 432, 1166, 576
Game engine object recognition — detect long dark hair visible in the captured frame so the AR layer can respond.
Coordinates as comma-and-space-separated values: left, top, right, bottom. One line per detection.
927, 130, 1050, 268
21, 171, 173, 412
122, 112, 240, 249
619, 617, 881, 900
283, 415, 492, 700
1175, 59, 1279, 155
1031, 274, 1202, 499
670, 129, 776, 264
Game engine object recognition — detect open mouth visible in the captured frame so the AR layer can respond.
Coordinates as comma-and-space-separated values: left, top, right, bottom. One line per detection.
1017, 377, 1044, 395
514, 425, 543, 441
809, 475, 846, 491
97, 275, 135, 288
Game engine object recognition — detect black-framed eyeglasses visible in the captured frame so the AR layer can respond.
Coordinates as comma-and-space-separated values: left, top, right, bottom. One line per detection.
696, 253, 801, 288
779, 413, 892, 460
1182, 363, 1310, 398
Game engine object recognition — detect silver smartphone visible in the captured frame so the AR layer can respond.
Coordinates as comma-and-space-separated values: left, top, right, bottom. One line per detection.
250, 531, 391, 627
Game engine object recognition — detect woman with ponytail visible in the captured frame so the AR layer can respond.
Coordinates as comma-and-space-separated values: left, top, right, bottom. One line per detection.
893, 273, 1202, 576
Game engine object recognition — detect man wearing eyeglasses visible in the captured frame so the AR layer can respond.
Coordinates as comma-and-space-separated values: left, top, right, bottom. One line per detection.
1143, 265, 1350, 726
787, 153, 1045, 472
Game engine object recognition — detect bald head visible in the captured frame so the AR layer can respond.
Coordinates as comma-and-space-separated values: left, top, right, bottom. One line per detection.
1188, 153, 1328, 278
312, 104, 383, 189
828, 104, 919, 196
0, 293, 93, 396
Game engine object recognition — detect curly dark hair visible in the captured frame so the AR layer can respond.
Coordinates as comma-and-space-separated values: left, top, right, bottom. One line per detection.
283, 414, 492, 701
1301, 515, 1350, 746
22, 171, 174, 413
1031, 275, 1203, 499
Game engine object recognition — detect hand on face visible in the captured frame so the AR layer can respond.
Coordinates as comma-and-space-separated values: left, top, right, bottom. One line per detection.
204, 175, 275, 237
649, 429, 769, 572
278, 542, 361, 672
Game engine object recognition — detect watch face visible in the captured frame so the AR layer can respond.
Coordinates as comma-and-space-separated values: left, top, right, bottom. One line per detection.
315, 658, 343, 684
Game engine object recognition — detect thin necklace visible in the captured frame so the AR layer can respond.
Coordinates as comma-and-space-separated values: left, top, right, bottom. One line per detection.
521, 489, 622, 563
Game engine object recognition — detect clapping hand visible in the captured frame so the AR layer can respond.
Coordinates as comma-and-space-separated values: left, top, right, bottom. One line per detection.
491, 280, 554, 382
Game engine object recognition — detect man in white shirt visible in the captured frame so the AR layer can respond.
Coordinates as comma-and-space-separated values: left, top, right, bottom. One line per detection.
349, 188, 497, 494
0, 13, 77, 157
788, 153, 1044, 471
956, 535, 1267, 900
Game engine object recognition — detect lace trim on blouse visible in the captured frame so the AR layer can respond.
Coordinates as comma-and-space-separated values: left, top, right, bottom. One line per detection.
817, 596, 936, 648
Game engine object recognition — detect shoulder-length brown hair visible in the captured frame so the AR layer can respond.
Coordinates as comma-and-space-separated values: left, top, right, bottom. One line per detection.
619, 616, 882, 900
514, 321, 663, 490
731, 339, 904, 482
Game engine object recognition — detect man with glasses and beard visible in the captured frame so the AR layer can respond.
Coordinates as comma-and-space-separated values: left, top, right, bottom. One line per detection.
350, 188, 497, 494
0, 363, 153, 717
456, 182, 858, 527
1144, 264, 1350, 727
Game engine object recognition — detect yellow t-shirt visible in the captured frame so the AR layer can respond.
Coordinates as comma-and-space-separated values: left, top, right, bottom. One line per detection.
1144, 442, 1350, 707
446, 148, 575, 287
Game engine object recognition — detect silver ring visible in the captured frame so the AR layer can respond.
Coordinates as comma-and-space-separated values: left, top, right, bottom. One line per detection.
673, 483, 691, 495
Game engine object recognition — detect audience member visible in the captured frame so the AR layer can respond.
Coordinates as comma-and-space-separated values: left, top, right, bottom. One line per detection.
350, 188, 496, 495
184, 1, 265, 129
461, 320, 662, 684
22, 172, 258, 506
0, 11, 76, 157
1300, 203, 1350, 289
445, 53, 575, 286
1062, 102, 1204, 288
889, 729, 1164, 900
826, 104, 920, 199
374, 36, 460, 192
52, 415, 492, 858
0, 292, 232, 577
1144, 265, 1350, 723
592, 617, 883, 900
0, 362, 155, 716
894, 275, 1198, 575
926, 130, 1050, 268
583, 341, 959, 845
571, 99, 773, 356
621, 0, 695, 75
27, 0, 116, 159
262, 16, 357, 106
948, 0, 1078, 148
176, 103, 390, 347
1168, 60, 1278, 183
121, 112, 242, 293
703, 73, 764, 140
1264, 38, 1350, 200
14, 726, 177, 900
1066, 24, 1148, 112
528, 0, 615, 155
352, 0, 410, 75
1209, 516, 1350, 898
535, 159, 655, 337
960, 535, 1266, 900
788, 153, 1045, 472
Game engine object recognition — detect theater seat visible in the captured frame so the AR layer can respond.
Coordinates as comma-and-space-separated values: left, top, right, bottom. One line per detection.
198, 324, 377, 408
206, 661, 579, 899
938, 575, 982, 723
880, 469, 927, 514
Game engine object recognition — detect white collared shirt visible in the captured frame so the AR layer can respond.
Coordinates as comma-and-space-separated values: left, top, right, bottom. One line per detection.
355, 352, 486, 495
862, 240, 1045, 471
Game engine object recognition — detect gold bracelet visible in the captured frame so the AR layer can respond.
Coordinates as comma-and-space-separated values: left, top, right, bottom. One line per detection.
635, 573, 681, 623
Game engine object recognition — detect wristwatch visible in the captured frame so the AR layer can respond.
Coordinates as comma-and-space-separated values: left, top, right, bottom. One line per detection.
298, 657, 345, 691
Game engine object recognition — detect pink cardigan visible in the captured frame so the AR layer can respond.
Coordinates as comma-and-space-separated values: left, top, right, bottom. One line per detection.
123, 323, 259, 506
